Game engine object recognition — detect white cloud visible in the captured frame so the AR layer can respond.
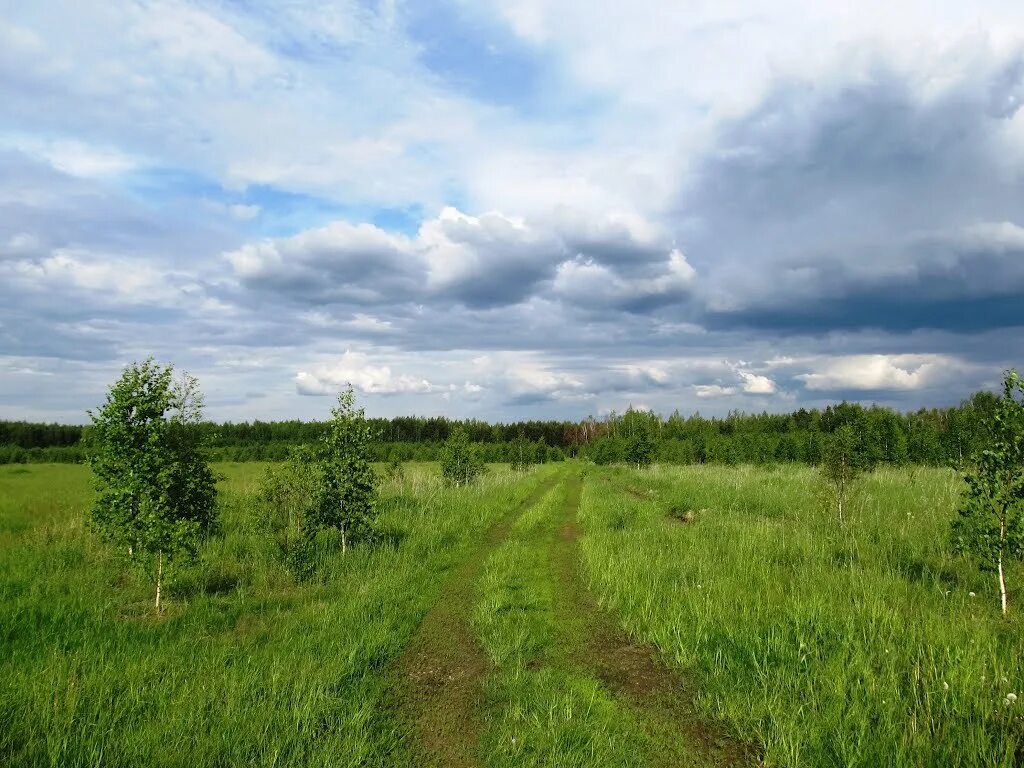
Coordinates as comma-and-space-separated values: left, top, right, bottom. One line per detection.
739, 371, 777, 394
2, 248, 184, 304
128, 0, 280, 87
797, 354, 956, 391
551, 248, 695, 309
1, 137, 141, 178
296, 351, 434, 395
694, 384, 737, 398
226, 205, 690, 311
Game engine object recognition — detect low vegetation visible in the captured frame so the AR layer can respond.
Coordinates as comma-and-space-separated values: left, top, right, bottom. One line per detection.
578, 464, 1024, 766
0, 461, 551, 766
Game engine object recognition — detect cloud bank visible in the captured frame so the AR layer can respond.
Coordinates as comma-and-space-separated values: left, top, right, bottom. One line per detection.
0, 1, 1022, 421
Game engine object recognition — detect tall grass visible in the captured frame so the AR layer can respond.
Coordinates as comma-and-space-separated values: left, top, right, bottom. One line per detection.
0, 462, 553, 767
579, 464, 1024, 767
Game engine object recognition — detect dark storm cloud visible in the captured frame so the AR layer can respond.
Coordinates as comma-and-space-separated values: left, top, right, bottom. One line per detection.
225, 206, 696, 316
680, 58, 1024, 335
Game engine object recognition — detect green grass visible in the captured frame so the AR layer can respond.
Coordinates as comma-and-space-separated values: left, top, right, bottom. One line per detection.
578, 464, 1024, 767
4, 461, 1023, 766
0, 461, 553, 767
474, 477, 642, 767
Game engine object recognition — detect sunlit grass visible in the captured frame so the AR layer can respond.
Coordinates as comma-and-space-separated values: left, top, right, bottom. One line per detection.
0, 461, 552, 767
579, 464, 1024, 767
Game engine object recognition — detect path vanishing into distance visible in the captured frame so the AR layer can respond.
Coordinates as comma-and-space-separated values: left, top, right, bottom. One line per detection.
393, 466, 759, 767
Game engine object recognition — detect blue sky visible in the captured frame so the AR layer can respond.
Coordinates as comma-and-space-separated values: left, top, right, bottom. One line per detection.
1, 0, 1023, 422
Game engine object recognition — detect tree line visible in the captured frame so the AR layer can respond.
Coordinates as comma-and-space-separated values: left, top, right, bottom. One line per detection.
0, 391, 999, 467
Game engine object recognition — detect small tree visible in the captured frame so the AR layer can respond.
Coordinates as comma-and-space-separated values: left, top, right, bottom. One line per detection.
385, 454, 405, 482
952, 370, 1024, 616
510, 433, 534, 472
622, 407, 656, 469
440, 426, 484, 485
258, 447, 317, 576
624, 430, 655, 469
821, 424, 866, 525
88, 359, 217, 613
309, 386, 378, 553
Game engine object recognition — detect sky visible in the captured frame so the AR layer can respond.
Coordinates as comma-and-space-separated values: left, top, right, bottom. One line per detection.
1, 0, 1024, 423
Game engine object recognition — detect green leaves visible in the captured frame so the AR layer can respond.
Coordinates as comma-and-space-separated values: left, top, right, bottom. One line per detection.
951, 370, 1024, 614
312, 386, 379, 547
820, 424, 872, 523
440, 426, 485, 486
87, 358, 218, 609
510, 433, 534, 472
257, 386, 380, 575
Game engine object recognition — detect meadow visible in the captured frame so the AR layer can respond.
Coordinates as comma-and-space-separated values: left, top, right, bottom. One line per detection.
581, 465, 1024, 767
2, 461, 1022, 766
0, 462, 555, 767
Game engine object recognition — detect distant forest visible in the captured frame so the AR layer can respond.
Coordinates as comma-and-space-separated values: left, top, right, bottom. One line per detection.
0, 388, 1000, 467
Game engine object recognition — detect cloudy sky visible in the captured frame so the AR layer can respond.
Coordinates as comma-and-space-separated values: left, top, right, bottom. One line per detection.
2, 1, 1023, 423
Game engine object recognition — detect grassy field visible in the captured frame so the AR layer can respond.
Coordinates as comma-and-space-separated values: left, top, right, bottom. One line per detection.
2, 461, 1022, 766
579, 464, 1024, 767
0, 462, 556, 767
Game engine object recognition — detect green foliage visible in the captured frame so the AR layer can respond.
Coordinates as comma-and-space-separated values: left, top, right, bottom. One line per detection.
258, 448, 318, 577
385, 455, 405, 482
2, 383, 1014, 469
440, 426, 485, 485
587, 436, 623, 465
820, 424, 868, 524
87, 358, 217, 610
309, 386, 379, 552
510, 433, 534, 472
952, 370, 1024, 614
621, 408, 656, 469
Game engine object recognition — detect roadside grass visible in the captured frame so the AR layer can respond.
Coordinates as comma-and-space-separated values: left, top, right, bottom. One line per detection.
0, 461, 553, 768
579, 464, 1024, 767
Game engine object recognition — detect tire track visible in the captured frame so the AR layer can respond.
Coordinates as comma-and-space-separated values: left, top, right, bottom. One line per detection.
550, 471, 761, 768
394, 471, 562, 768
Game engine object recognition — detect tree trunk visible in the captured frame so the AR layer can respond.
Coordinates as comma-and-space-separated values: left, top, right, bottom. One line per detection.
998, 552, 1008, 616
155, 551, 163, 614
341, 525, 347, 555
999, 515, 1008, 616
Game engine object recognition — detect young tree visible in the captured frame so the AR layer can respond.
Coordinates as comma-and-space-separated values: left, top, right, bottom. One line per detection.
258, 447, 317, 575
385, 453, 405, 482
624, 430, 655, 469
510, 432, 534, 472
821, 424, 867, 525
952, 370, 1024, 616
622, 408, 656, 469
440, 426, 485, 485
88, 359, 217, 613
309, 386, 378, 553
